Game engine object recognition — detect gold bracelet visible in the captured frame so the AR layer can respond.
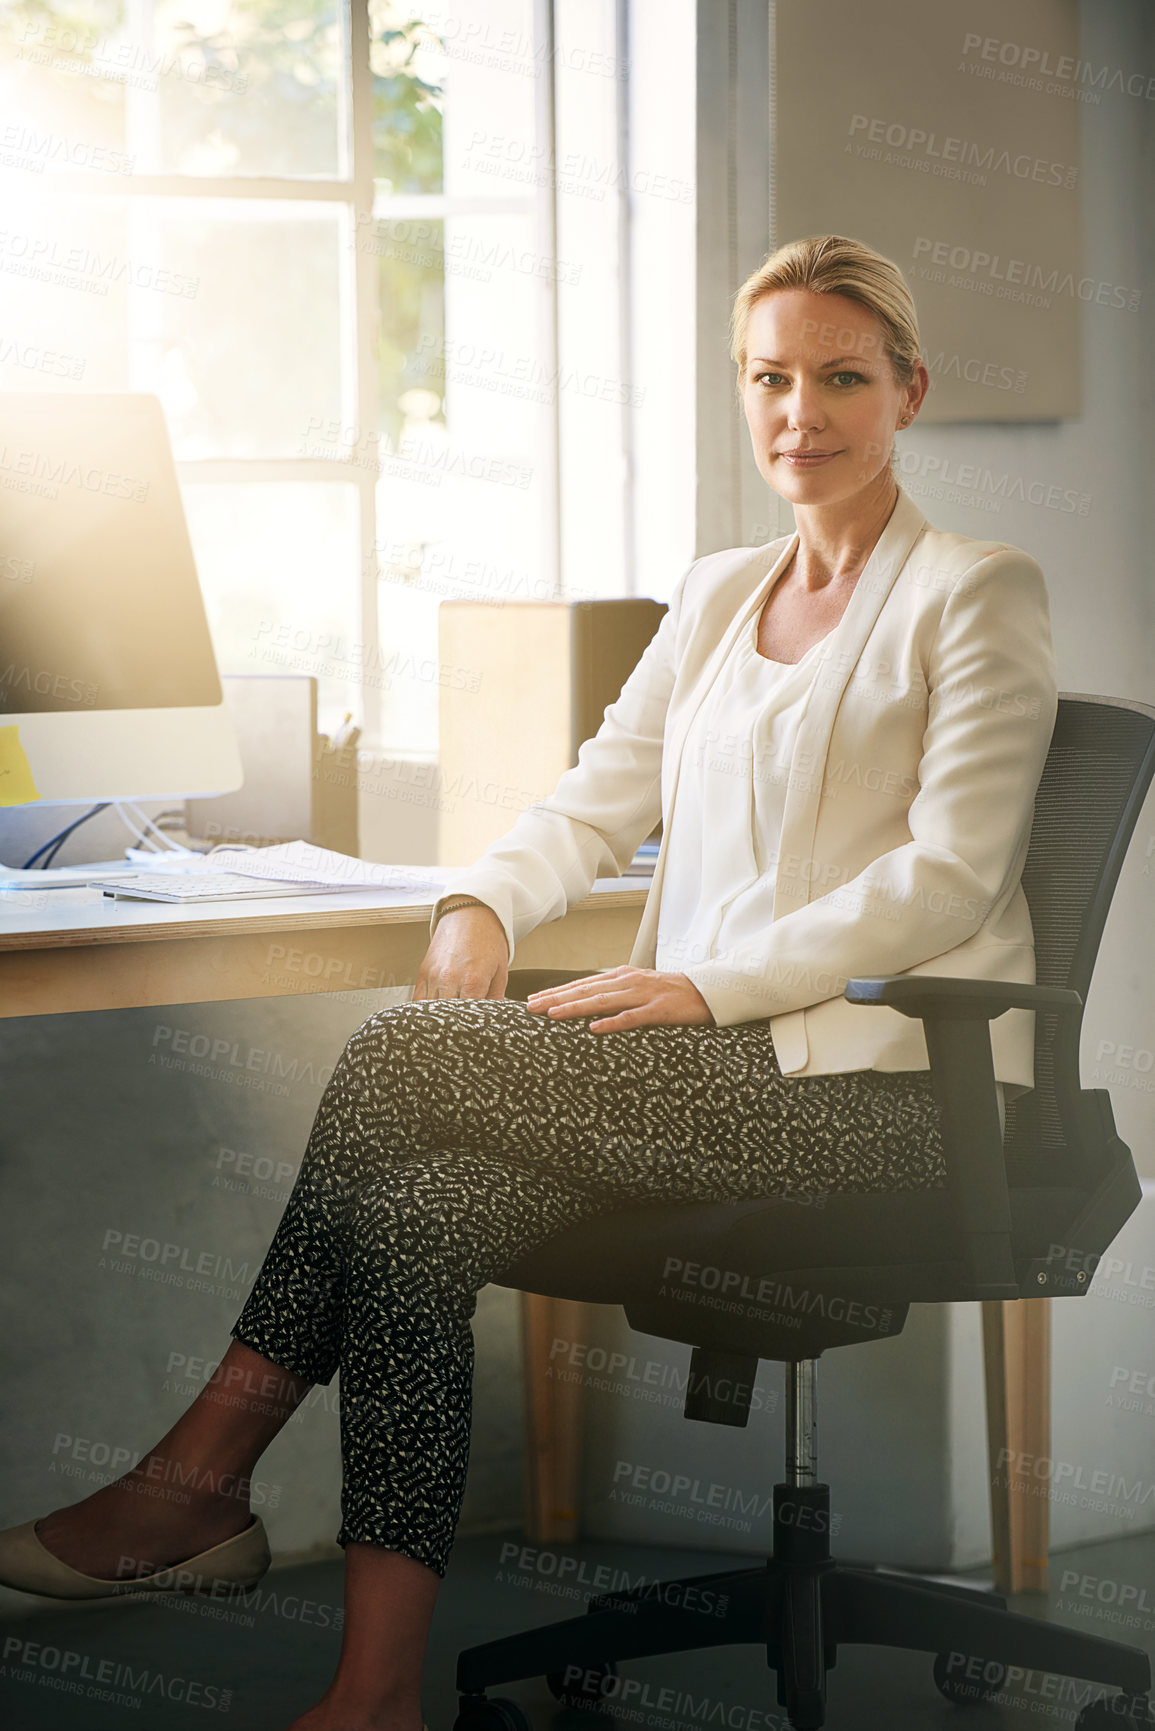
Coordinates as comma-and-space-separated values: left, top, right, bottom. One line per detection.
435, 896, 488, 919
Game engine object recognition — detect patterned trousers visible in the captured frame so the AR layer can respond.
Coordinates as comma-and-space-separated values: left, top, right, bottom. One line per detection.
230, 987, 947, 1577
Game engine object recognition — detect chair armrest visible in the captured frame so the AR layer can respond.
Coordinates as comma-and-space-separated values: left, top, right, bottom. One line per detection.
843, 976, 1082, 1020
841, 975, 1083, 1298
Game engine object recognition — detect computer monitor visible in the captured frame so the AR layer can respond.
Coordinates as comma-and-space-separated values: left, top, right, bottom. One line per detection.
0, 391, 242, 804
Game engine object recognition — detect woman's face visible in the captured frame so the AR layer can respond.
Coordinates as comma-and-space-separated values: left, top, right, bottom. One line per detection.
739, 289, 926, 508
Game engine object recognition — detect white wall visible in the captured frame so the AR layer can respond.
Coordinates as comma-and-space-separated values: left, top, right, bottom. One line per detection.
880, 0, 1155, 1179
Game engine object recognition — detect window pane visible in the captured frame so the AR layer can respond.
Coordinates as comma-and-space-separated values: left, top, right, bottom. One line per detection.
0, 201, 344, 454
369, 0, 444, 195
128, 202, 344, 458
148, 0, 344, 178
182, 481, 361, 735
370, 214, 445, 447
0, 1, 129, 169
373, 209, 541, 753
0, 1, 345, 180
0, 191, 130, 390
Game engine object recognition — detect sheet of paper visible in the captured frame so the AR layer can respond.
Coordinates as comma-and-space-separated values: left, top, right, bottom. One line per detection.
0, 727, 40, 806
209, 839, 456, 892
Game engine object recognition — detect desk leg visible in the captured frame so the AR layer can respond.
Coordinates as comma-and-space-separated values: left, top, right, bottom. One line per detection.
982, 1297, 1051, 1595
520, 1292, 587, 1544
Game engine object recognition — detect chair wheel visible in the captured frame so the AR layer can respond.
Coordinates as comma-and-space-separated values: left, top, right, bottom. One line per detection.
933, 1652, 1006, 1704
454, 1695, 532, 1731
1075, 1696, 1153, 1730
546, 1662, 619, 1707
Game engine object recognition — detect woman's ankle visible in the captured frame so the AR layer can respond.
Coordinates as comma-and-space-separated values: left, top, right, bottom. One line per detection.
122, 1452, 255, 1517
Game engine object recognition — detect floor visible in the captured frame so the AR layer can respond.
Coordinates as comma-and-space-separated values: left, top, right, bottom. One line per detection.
0, 1527, 1151, 1730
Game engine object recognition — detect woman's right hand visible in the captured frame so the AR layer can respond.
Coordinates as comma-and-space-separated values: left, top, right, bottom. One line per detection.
411, 905, 510, 1002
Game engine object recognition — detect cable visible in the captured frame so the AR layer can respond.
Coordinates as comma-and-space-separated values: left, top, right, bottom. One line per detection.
21, 803, 111, 869
115, 801, 193, 854
20, 799, 194, 870
140, 804, 192, 851
114, 796, 186, 851
109, 805, 155, 853
39, 833, 74, 868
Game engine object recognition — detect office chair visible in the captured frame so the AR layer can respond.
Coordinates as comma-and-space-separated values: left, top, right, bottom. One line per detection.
456, 694, 1155, 1731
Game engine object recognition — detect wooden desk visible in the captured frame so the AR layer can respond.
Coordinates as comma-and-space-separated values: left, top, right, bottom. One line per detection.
0, 878, 1045, 1591
0, 878, 646, 1019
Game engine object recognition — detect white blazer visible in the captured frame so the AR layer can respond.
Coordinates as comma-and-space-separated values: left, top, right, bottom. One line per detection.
431, 488, 1058, 1093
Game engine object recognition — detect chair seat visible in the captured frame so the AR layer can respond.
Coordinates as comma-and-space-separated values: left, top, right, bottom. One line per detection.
491, 1177, 1087, 1308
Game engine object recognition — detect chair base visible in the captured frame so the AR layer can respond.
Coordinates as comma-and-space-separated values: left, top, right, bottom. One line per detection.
457, 1485, 1152, 1730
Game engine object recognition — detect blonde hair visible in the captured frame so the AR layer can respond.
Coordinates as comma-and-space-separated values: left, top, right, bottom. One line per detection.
729, 235, 921, 398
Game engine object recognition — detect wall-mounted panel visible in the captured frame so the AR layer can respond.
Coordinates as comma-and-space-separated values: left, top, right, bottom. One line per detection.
773, 0, 1085, 421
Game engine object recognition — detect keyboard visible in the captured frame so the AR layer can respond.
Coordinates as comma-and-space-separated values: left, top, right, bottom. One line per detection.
99, 872, 365, 903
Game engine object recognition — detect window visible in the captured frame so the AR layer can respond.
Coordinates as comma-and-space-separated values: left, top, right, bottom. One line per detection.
0, 0, 695, 768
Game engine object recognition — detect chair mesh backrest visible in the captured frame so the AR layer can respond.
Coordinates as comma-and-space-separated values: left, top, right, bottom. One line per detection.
1003, 695, 1155, 1187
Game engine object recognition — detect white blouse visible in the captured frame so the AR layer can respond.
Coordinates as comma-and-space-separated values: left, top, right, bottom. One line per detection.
650, 592, 1004, 1112
654, 606, 831, 982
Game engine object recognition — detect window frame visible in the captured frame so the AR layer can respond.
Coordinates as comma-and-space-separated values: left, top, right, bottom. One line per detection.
45, 0, 564, 753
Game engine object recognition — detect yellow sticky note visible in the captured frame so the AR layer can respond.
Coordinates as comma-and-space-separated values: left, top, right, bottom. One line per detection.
0, 726, 41, 805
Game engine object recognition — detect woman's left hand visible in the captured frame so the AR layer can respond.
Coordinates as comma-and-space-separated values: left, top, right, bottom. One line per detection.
526, 966, 716, 1033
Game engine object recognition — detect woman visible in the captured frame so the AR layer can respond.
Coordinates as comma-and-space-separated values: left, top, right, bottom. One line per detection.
0, 236, 1057, 1731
